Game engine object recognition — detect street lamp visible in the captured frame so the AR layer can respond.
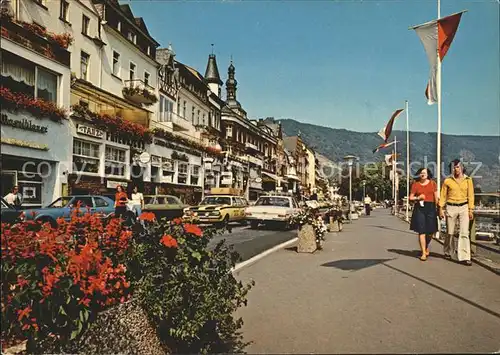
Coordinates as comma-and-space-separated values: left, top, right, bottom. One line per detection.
374, 186, 378, 202
343, 155, 358, 221
362, 179, 366, 199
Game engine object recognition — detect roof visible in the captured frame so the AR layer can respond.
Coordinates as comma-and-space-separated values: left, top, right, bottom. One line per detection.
204, 54, 223, 85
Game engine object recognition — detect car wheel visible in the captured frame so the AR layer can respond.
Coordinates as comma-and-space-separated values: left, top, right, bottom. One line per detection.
250, 221, 259, 229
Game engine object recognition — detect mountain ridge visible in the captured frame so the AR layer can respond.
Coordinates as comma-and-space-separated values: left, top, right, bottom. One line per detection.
279, 118, 500, 192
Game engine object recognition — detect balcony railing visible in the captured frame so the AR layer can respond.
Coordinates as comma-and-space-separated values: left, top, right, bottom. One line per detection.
0, 18, 71, 67
245, 142, 259, 152
158, 111, 193, 132
123, 79, 157, 106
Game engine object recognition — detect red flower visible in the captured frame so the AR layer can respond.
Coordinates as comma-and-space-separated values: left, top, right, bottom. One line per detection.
139, 212, 156, 222
17, 306, 32, 321
172, 218, 182, 225
184, 224, 203, 237
16, 276, 29, 289
160, 235, 178, 248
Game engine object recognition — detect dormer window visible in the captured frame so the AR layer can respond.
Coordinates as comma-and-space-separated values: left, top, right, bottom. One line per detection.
117, 21, 121, 32
128, 31, 137, 44
147, 46, 151, 55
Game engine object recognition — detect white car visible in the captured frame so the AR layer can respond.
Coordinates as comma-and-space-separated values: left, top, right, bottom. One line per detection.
245, 195, 302, 229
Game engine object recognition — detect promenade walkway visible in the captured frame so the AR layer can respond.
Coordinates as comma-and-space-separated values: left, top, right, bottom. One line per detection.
235, 209, 500, 354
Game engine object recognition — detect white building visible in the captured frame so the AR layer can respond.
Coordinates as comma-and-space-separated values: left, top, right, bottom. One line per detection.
1, 2, 72, 207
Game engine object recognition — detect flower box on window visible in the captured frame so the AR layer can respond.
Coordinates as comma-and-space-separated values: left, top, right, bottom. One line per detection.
122, 80, 157, 106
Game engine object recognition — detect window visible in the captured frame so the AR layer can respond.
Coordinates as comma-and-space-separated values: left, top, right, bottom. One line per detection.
129, 62, 136, 81
158, 95, 174, 122
80, 51, 90, 80
73, 139, 100, 174
94, 197, 109, 207
197, 110, 200, 126
112, 51, 120, 76
178, 163, 188, 184
162, 158, 174, 175
202, 113, 206, 126
36, 68, 58, 102
72, 196, 94, 208
60, 0, 69, 22
177, 101, 181, 116
105, 146, 126, 176
128, 31, 137, 44
191, 106, 195, 124
226, 126, 232, 138
147, 46, 151, 55
182, 101, 187, 118
82, 15, 90, 35
117, 21, 121, 32
191, 165, 200, 176
144, 71, 150, 86
1, 53, 58, 103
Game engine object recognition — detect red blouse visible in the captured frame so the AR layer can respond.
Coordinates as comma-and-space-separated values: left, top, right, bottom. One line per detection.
410, 180, 437, 203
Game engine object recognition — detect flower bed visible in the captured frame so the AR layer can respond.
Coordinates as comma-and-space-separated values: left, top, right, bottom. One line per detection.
1, 209, 132, 351
71, 104, 152, 145
0, 87, 67, 122
1, 212, 253, 354
122, 86, 158, 106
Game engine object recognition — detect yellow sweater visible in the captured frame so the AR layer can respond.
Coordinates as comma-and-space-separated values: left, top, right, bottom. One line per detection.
439, 175, 474, 210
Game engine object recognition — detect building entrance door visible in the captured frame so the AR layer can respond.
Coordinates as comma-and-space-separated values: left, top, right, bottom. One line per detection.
1, 170, 17, 198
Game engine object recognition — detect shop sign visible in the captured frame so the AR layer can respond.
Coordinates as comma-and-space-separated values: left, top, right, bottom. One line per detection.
1, 137, 49, 150
77, 124, 105, 139
1, 113, 48, 133
106, 180, 128, 189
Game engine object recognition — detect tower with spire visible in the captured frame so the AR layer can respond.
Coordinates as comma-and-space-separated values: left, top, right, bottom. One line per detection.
204, 44, 223, 97
225, 58, 241, 109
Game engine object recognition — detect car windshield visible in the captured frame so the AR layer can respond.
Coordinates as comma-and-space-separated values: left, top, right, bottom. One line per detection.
47, 197, 73, 208
200, 196, 231, 205
255, 197, 290, 207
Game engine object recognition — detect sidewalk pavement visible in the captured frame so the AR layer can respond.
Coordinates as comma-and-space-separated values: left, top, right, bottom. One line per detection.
235, 209, 500, 354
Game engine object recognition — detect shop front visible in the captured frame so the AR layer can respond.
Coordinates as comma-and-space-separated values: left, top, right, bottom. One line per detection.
148, 137, 204, 205
67, 119, 134, 197
1, 110, 71, 208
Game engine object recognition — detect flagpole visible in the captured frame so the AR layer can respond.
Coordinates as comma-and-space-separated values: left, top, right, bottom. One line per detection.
405, 100, 410, 222
436, 0, 442, 239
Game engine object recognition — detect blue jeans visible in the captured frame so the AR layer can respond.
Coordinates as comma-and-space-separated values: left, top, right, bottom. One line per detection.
132, 204, 142, 218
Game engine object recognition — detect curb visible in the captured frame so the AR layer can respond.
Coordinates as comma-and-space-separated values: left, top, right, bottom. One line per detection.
395, 214, 500, 276
232, 237, 299, 273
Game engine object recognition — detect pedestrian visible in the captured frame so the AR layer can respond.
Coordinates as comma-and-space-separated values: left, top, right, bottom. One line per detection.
409, 167, 439, 261
363, 194, 372, 216
3, 186, 22, 209
114, 185, 128, 219
130, 186, 145, 218
438, 159, 474, 266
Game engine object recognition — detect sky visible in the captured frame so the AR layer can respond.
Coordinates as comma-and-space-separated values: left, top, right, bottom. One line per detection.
127, 0, 499, 136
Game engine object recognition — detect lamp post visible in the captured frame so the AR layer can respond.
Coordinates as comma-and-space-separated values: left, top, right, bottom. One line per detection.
362, 180, 366, 199
374, 186, 378, 202
343, 155, 358, 222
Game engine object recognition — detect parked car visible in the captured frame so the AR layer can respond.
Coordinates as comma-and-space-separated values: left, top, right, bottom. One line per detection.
183, 194, 248, 227
1, 197, 23, 225
22, 195, 115, 227
143, 195, 187, 220
245, 195, 302, 230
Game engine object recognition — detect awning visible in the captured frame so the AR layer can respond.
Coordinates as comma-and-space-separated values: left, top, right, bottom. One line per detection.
286, 174, 300, 181
262, 171, 279, 182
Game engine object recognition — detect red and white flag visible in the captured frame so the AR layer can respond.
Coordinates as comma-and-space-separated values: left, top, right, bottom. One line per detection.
412, 11, 465, 105
373, 141, 395, 154
377, 108, 404, 142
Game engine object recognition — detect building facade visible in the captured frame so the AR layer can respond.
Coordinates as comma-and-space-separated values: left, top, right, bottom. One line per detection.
1, 2, 72, 207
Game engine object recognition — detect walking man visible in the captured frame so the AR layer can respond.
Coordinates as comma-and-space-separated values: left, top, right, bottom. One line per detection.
364, 194, 372, 216
438, 159, 474, 266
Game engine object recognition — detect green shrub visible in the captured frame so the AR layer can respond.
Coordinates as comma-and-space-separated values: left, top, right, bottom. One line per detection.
128, 216, 254, 354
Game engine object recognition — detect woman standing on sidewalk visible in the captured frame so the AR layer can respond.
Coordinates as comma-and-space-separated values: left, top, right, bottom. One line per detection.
409, 168, 439, 261
114, 185, 129, 219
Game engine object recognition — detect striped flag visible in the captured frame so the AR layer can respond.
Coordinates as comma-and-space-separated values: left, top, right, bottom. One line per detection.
412, 11, 465, 105
378, 109, 404, 142
373, 141, 395, 154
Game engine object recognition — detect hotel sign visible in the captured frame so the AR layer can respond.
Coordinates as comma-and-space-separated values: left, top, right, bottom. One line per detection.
77, 124, 104, 139
1, 113, 48, 133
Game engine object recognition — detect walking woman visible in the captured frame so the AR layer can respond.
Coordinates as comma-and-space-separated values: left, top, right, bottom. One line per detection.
114, 185, 128, 219
409, 167, 439, 261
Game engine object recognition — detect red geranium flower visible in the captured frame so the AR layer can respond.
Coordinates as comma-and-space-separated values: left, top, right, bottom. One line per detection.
139, 212, 156, 222
160, 235, 178, 248
183, 224, 203, 237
